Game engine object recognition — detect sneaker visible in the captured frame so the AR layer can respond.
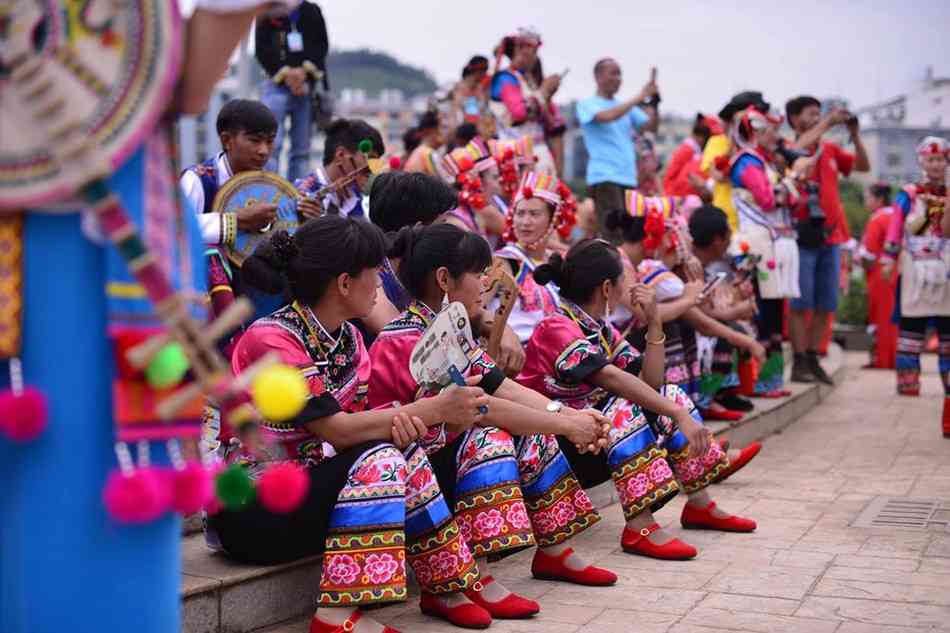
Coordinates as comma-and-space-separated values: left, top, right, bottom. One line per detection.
790, 355, 816, 383
808, 351, 833, 385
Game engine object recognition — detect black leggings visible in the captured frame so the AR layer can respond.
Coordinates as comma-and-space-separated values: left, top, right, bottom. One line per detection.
207, 440, 383, 566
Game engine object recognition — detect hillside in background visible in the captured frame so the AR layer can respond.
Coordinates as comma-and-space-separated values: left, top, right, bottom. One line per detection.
326, 49, 439, 96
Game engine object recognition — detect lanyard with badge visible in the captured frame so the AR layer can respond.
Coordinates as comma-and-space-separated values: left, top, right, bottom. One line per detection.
286, 9, 303, 53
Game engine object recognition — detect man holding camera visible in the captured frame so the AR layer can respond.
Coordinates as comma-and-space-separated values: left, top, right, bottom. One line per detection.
785, 96, 870, 383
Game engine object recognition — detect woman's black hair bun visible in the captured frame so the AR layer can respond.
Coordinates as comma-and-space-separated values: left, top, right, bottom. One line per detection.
270, 230, 299, 272
604, 208, 631, 233
533, 252, 565, 288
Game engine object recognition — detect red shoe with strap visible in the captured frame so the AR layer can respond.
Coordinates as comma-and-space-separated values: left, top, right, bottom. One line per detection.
531, 547, 617, 586
310, 609, 401, 633
420, 591, 492, 629
463, 575, 539, 619
621, 523, 697, 560
699, 407, 744, 422
711, 441, 761, 484
681, 500, 756, 532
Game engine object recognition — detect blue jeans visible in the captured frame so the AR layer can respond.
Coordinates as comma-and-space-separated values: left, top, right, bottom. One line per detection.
791, 243, 840, 313
261, 81, 313, 183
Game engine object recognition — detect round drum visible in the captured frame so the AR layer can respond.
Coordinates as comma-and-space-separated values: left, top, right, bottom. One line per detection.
0, 0, 182, 209
212, 170, 301, 266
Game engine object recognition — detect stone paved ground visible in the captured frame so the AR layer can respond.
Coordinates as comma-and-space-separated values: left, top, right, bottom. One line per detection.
269, 352, 950, 633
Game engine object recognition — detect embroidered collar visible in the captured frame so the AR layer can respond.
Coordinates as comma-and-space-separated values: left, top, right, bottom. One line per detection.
216, 151, 234, 185
292, 301, 344, 357
408, 300, 439, 327
561, 299, 604, 333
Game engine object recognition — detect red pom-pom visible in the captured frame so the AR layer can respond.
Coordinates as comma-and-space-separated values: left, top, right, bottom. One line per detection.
0, 387, 48, 442
714, 155, 730, 172
523, 186, 534, 199
258, 462, 310, 513
740, 241, 751, 253
504, 148, 515, 160
171, 462, 213, 515
103, 467, 171, 523
766, 259, 776, 270
930, 143, 941, 154
388, 156, 402, 170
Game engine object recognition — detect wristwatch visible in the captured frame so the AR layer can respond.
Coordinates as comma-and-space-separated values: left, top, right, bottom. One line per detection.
546, 401, 564, 414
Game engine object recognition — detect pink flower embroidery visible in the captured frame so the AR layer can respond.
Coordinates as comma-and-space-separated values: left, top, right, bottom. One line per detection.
648, 459, 674, 483
429, 550, 461, 580
554, 500, 577, 525
458, 515, 474, 543
506, 503, 531, 530
458, 542, 474, 565
573, 490, 594, 513
324, 554, 360, 586
533, 510, 557, 534
472, 508, 505, 539
363, 552, 400, 585
408, 466, 432, 491
353, 462, 381, 485
626, 473, 651, 500
412, 559, 433, 585
702, 446, 722, 466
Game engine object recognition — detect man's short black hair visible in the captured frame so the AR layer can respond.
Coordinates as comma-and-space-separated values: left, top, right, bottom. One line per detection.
216, 99, 278, 137
593, 57, 616, 76
689, 205, 731, 249
322, 118, 385, 165
462, 55, 489, 78
870, 182, 892, 205
785, 96, 822, 124
369, 172, 458, 232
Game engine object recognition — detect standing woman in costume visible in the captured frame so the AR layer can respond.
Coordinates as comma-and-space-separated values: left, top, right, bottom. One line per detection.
728, 107, 802, 397
882, 137, 950, 435
404, 110, 449, 179
519, 239, 759, 560
369, 223, 617, 626
217, 216, 492, 633
441, 139, 508, 245
490, 28, 565, 175
492, 171, 578, 344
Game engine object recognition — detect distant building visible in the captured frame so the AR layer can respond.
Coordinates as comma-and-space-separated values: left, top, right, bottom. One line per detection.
851, 67, 950, 186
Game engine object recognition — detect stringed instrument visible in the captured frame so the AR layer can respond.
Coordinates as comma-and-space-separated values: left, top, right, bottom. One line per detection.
303, 152, 387, 212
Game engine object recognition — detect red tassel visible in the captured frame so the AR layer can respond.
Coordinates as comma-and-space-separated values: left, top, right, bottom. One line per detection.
103, 467, 171, 524
0, 387, 48, 442
258, 462, 310, 513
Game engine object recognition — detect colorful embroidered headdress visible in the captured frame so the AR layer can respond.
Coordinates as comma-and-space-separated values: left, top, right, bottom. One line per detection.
443, 139, 497, 210
488, 136, 535, 198
624, 190, 691, 258
505, 171, 577, 246
916, 136, 950, 162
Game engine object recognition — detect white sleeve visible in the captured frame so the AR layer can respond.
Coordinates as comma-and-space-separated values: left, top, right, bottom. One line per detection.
180, 171, 221, 244
655, 276, 685, 302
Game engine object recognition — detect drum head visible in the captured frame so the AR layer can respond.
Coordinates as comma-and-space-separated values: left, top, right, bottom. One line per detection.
0, 1, 182, 209
212, 171, 300, 266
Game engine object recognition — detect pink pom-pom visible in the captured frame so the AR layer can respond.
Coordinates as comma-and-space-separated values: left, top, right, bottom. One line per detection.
171, 462, 213, 515
388, 156, 402, 170
766, 260, 776, 270
0, 387, 48, 442
103, 467, 171, 524
257, 462, 309, 513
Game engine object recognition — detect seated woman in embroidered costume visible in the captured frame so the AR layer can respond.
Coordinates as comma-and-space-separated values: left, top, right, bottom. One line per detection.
518, 238, 759, 561
607, 208, 767, 423
368, 223, 618, 626
211, 215, 493, 633
491, 171, 577, 345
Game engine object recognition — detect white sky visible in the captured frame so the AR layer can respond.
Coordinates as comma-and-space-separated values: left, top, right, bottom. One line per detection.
319, 0, 950, 115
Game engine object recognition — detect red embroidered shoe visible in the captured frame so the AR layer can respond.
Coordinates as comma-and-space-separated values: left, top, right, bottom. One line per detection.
943, 397, 950, 438
699, 407, 744, 422
420, 591, 492, 629
309, 609, 402, 633
681, 501, 756, 532
463, 575, 540, 619
711, 441, 761, 484
621, 523, 697, 560
531, 547, 618, 586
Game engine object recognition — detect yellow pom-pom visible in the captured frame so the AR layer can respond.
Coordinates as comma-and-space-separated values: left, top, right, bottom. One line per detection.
251, 364, 308, 422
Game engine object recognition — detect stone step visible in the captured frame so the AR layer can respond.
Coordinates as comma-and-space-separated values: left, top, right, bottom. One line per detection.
182, 344, 845, 633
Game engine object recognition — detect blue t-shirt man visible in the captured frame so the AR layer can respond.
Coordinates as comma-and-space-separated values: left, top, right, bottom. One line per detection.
577, 97, 650, 187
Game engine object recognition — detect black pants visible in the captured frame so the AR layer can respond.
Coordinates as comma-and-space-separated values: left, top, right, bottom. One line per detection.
590, 182, 631, 244
207, 440, 383, 565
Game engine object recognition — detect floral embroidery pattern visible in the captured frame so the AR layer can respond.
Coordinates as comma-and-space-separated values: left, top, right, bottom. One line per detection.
363, 553, 400, 584
323, 554, 361, 586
